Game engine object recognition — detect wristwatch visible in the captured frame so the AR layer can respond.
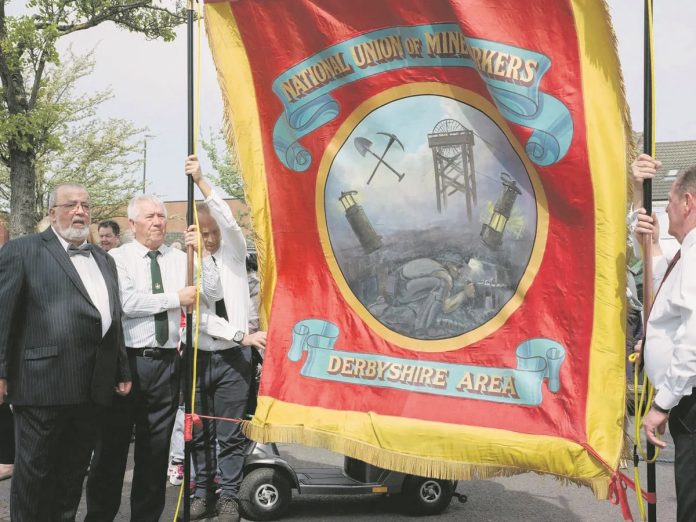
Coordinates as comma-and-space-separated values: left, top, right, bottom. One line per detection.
233, 330, 245, 344
651, 401, 670, 414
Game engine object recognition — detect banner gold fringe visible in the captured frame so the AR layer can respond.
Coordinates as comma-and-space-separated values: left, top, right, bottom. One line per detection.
242, 421, 611, 499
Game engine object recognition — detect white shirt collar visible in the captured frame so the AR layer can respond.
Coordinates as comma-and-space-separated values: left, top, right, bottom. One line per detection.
132, 239, 169, 258
681, 227, 696, 251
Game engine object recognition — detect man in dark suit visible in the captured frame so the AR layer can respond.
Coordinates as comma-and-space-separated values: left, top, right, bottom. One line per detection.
0, 183, 131, 521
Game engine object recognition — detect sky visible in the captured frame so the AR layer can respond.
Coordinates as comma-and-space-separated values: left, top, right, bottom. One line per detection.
13, 0, 696, 201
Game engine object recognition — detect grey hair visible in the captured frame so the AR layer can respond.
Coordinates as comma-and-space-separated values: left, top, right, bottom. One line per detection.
48, 183, 88, 208
196, 201, 210, 215
675, 165, 696, 198
127, 194, 168, 220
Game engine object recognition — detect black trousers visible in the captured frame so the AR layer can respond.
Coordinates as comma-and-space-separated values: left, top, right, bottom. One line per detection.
669, 391, 696, 522
192, 347, 252, 499
0, 403, 14, 464
86, 349, 180, 522
11, 404, 97, 522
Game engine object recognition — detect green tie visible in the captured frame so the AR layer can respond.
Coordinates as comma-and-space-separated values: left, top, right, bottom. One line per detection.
147, 250, 168, 345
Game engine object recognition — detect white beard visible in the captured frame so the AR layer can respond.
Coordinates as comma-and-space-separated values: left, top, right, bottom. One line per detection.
57, 224, 89, 242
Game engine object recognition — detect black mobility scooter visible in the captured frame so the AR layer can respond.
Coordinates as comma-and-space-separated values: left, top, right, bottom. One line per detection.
236, 441, 466, 520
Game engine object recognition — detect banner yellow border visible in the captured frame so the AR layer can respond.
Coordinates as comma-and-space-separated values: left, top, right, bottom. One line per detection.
205, 2, 277, 326
571, 0, 630, 473
315, 84, 548, 352
248, 396, 612, 497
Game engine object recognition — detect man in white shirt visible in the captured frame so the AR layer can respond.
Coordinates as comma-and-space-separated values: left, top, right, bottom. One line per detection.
184, 155, 267, 522
0, 184, 130, 520
633, 156, 696, 522
86, 193, 221, 522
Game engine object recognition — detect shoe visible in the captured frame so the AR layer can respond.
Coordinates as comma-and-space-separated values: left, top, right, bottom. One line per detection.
168, 460, 184, 486
190, 496, 216, 520
0, 464, 12, 481
216, 496, 240, 522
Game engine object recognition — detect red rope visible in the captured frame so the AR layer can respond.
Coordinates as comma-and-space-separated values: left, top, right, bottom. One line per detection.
581, 443, 656, 521
183, 413, 194, 442
184, 412, 244, 442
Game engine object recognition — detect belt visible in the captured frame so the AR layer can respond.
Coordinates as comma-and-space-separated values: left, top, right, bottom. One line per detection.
128, 347, 176, 359
196, 347, 241, 355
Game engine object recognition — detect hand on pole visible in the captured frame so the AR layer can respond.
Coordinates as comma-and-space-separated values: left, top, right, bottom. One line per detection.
632, 153, 661, 184
631, 339, 643, 368
178, 286, 197, 307
185, 154, 203, 183
185, 154, 212, 198
631, 153, 661, 208
634, 209, 663, 258
184, 223, 211, 258
635, 209, 659, 243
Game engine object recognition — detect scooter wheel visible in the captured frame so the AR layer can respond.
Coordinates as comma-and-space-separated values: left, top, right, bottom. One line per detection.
239, 467, 292, 521
401, 475, 454, 515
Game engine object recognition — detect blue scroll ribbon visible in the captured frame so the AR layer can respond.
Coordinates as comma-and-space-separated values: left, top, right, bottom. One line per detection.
272, 23, 573, 171
288, 319, 566, 406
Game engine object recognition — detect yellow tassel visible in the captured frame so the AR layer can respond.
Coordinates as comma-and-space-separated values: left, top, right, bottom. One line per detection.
242, 421, 612, 499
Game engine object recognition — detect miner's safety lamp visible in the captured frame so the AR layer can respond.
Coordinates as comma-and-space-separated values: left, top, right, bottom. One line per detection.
339, 190, 382, 254
480, 172, 522, 249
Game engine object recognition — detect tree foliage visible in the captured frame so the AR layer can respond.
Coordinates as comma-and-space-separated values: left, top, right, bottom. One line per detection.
200, 127, 245, 201
0, 0, 188, 237
0, 49, 143, 223
200, 127, 256, 239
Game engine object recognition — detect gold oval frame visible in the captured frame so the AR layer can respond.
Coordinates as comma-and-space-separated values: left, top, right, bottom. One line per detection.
316, 83, 548, 352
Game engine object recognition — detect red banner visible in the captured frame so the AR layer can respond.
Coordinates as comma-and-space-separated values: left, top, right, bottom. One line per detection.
205, 0, 630, 497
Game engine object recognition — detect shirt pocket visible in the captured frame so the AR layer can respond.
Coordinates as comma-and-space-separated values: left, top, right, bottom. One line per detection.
24, 345, 59, 360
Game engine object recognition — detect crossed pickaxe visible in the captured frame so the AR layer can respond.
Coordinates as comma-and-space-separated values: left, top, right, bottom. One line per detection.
354, 132, 405, 185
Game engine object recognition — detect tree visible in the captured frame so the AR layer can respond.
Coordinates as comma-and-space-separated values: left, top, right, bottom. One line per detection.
200, 127, 244, 201
0, 0, 187, 238
0, 49, 144, 224
200, 127, 254, 239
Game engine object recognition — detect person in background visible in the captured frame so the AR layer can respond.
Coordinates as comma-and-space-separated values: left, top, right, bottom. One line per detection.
245, 251, 264, 415
167, 306, 189, 487
98, 220, 121, 252
246, 252, 260, 336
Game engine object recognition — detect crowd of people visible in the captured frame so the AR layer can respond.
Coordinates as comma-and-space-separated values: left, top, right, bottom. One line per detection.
0, 155, 264, 522
0, 151, 694, 521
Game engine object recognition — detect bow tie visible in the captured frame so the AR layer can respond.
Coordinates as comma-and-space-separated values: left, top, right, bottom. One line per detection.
67, 244, 93, 257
